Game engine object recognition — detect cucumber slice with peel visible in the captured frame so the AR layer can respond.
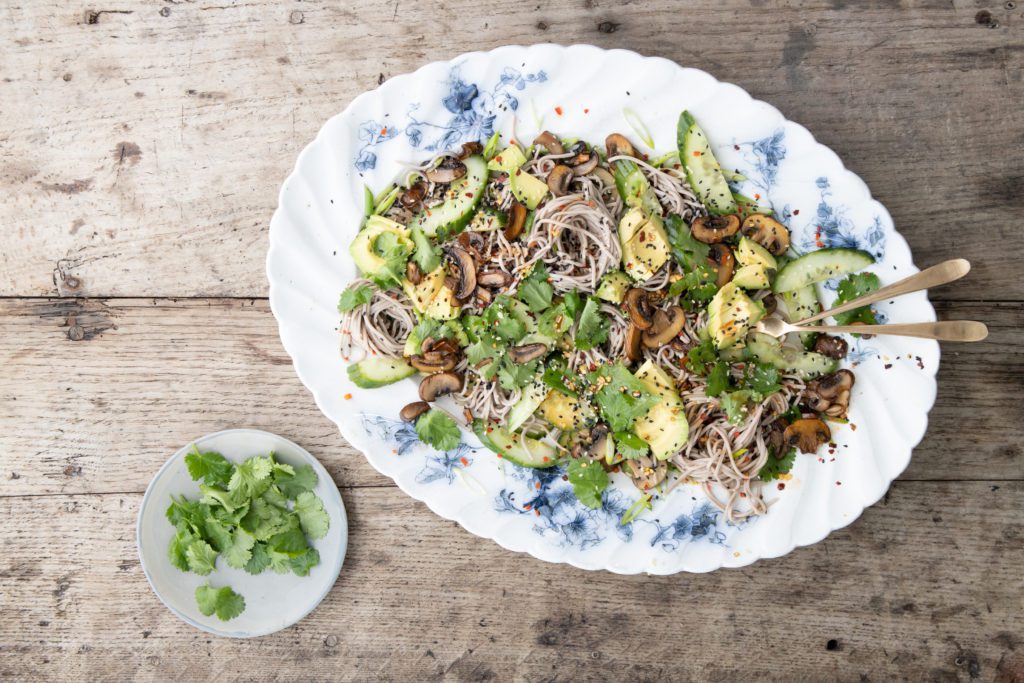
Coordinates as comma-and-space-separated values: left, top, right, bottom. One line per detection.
347, 357, 417, 388
678, 111, 738, 216
409, 155, 488, 238
473, 420, 560, 468
772, 248, 875, 293
745, 333, 838, 378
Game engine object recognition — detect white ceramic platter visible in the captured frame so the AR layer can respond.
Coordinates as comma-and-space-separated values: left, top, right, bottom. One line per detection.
266, 44, 938, 573
137, 429, 347, 636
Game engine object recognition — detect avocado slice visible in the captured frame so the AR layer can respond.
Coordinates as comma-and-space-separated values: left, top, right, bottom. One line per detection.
401, 266, 445, 313
510, 168, 549, 209
622, 213, 671, 282
632, 360, 689, 461
707, 281, 766, 349
539, 390, 593, 431
736, 236, 777, 270
486, 145, 528, 173
595, 271, 632, 304
731, 263, 771, 290
424, 284, 461, 320
349, 216, 412, 277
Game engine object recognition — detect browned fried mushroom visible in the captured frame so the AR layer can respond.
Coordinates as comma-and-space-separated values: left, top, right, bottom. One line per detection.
813, 334, 849, 360
399, 401, 431, 423
457, 141, 483, 159
425, 337, 458, 355
623, 288, 655, 331
504, 201, 527, 241
409, 351, 457, 373
690, 214, 741, 244
625, 323, 644, 363
533, 131, 564, 155
455, 231, 486, 260
802, 370, 855, 419
424, 157, 467, 184
446, 244, 477, 301
605, 133, 636, 159
740, 214, 791, 256
418, 371, 463, 402
761, 293, 778, 316
547, 164, 574, 196
508, 343, 547, 364
566, 142, 599, 176
406, 260, 423, 285
475, 287, 493, 306
400, 181, 426, 208
592, 167, 616, 189
477, 268, 512, 288
642, 306, 687, 348
707, 243, 735, 289
625, 456, 668, 490
765, 418, 789, 456
783, 418, 832, 454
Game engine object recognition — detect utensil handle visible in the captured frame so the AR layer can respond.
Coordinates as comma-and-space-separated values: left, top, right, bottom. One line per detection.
809, 320, 988, 342
798, 259, 971, 326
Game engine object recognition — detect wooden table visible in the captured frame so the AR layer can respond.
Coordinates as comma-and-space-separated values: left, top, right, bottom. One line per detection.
3, 2, 1023, 680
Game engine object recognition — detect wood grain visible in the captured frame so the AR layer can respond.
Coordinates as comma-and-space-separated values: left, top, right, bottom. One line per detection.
1, 298, 1020, 499
1, 1, 1022, 300
2, 483, 1022, 682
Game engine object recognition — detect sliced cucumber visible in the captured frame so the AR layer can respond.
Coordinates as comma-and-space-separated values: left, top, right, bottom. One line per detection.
508, 382, 547, 432
347, 357, 416, 388
772, 248, 875, 293
780, 284, 821, 349
745, 332, 838, 378
678, 111, 738, 216
612, 160, 662, 217
409, 155, 488, 238
473, 420, 560, 468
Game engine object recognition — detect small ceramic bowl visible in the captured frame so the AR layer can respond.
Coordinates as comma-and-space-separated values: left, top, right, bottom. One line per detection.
137, 428, 347, 637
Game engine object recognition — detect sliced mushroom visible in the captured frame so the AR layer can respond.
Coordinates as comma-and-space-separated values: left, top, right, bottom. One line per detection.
420, 336, 438, 353
690, 214, 741, 244
813, 334, 849, 360
425, 337, 458, 355
624, 323, 644, 363
400, 181, 426, 208
592, 167, 616, 189
424, 157, 467, 184
399, 401, 431, 423
475, 287, 493, 306
623, 288, 655, 331
533, 131, 564, 155
504, 201, 528, 241
477, 268, 513, 289
740, 214, 791, 256
783, 418, 832, 454
457, 141, 483, 159
605, 133, 636, 159
707, 243, 735, 289
547, 164, 574, 196
409, 352, 457, 373
418, 371, 463, 402
642, 306, 687, 348
761, 293, 778, 316
566, 142, 599, 176
446, 244, 477, 301
765, 418, 789, 456
802, 370, 855, 419
508, 343, 547, 364
456, 231, 486, 261
406, 260, 423, 285
625, 456, 668, 490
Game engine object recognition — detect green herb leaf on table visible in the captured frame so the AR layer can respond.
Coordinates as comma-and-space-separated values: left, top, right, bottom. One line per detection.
832, 272, 881, 328
268, 524, 309, 558
759, 447, 797, 481
221, 528, 256, 569
228, 455, 274, 500
567, 458, 609, 509
195, 584, 246, 622
337, 283, 374, 313
415, 408, 462, 451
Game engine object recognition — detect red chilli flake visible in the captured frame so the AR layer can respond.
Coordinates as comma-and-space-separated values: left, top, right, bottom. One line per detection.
380, 127, 388, 136
583, 107, 590, 114
534, 482, 541, 490
692, 150, 702, 157
754, 193, 761, 200
793, 209, 800, 215
524, 503, 532, 510
554, 106, 563, 116
836, 481, 842, 486
459, 457, 469, 466
465, 192, 474, 199
777, 483, 786, 491
344, 393, 353, 400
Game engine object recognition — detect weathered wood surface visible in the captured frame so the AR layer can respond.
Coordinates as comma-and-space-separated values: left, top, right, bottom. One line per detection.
2, 483, 1023, 682
2, 0, 1023, 300
1, 299, 1021, 499
2, 0, 1023, 681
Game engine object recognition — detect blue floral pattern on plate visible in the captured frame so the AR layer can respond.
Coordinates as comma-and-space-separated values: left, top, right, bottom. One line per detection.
354, 65, 547, 172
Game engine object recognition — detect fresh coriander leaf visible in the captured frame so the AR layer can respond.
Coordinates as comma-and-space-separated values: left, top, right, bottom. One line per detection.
271, 459, 294, 476
274, 464, 318, 500
294, 491, 331, 540
368, 232, 411, 289
185, 539, 218, 576
268, 525, 309, 558
542, 362, 578, 398
240, 497, 292, 541
228, 455, 274, 499
781, 404, 803, 423
201, 515, 233, 553
759, 447, 797, 481
620, 493, 653, 525
290, 547, 321, 577
465, 336, 501, 367
563, 290, 584, 320
266, 547, 295, 574
517, 263, 553, 313
743, 363, 781, 400
261, 484, 290, 510
195, 584, 246, 621
667, 265, 718, 309
337, 283, 374, 313
222, 529, 256, 569
211, 502, 248, 527
485, 296, 527, 342
686, 338, 718, 375
567, 459, 609, 509
537, 304, 572, 339
497, 357, 540, 391
833, 272, 881, 328
165, 495, 206, 531
575, 297, 609, 351
184, 445, 234, 487
411, 224, 442, 273
168, 529, 195, 571
720, 390, 754, 426
415, 409, 462, 451
244, 542, 272, 575
665, 214, 710, 267
199, 484, 242, 514
706, 361, 730, 397
588, 363, 660, 432
614, 431, 650, 460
